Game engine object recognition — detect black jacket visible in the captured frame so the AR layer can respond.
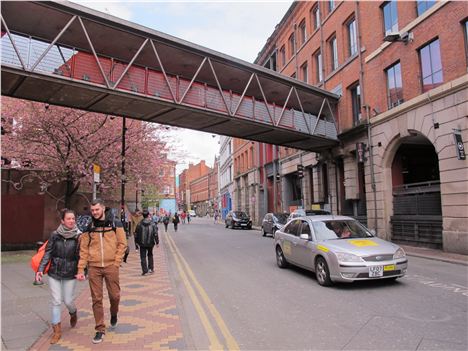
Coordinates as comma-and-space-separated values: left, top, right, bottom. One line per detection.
135, 219, 159, 247
38, 232, 80, 280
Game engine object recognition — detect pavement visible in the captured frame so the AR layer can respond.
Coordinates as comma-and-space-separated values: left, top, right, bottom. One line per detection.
2, 231, 188, 351
1, 225, 467, 351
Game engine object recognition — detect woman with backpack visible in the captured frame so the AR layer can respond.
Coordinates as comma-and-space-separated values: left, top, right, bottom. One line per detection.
35, 209, 81, 344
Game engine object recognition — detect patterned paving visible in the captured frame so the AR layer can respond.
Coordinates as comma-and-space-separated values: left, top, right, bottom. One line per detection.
30, 234, 186, 350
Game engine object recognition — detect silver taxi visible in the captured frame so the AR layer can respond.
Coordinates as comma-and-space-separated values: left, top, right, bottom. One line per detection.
274, 216, 408, 286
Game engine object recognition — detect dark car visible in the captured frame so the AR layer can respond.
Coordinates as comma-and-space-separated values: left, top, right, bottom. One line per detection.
261, 213, 289, 237
225, 211, 252, 230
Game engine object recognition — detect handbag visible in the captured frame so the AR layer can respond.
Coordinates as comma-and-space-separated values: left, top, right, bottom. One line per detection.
30, 240, 51, 274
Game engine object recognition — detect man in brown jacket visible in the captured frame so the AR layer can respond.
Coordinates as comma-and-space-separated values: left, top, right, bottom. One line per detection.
76, 198, 127, 344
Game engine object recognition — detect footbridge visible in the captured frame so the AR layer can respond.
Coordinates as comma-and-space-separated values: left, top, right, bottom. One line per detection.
1, 1, 339, 151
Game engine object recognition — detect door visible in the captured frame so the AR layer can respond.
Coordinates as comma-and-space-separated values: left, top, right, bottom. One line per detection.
281, 219, 300, 263
295, 220, 314, 269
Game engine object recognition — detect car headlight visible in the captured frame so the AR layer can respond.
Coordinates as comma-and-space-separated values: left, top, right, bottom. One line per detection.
393, 248, 406, 259
335, 252, 364, 262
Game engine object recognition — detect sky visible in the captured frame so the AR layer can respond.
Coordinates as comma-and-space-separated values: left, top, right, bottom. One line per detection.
74, 0, 293, 174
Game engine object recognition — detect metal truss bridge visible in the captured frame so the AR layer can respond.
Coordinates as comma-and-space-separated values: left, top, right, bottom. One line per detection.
1, 1, 339, 151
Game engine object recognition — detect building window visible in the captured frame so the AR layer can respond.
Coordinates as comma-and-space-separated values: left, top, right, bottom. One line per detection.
386, 62, 403, 109
350, 83, 361, 125
382, 1, 398, 36
328, 0, 335, 13
288, 33, 296, 58
300, 61, 308, 83
280, 45, 286, 67
347, 18, 357, 56
417, 1, 436, 16
263, 52, 277, 71
299, 19, 306, 46
312, 5, 320, 30
329, 35, 338, 71
314, 50, 323, 83
419, 39, 443, 92
464, 20, 468, 66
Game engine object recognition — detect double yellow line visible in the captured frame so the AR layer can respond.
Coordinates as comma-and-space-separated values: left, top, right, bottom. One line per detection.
165, 234, 239, 351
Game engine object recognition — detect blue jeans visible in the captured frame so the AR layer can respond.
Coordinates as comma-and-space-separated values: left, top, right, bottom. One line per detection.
48, 276, 77, 324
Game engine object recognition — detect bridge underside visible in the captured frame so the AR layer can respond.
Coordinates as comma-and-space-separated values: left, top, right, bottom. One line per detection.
1, 1, 339, 151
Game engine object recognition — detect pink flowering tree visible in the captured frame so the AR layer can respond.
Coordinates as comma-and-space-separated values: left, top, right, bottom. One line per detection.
1, 97, 172, 207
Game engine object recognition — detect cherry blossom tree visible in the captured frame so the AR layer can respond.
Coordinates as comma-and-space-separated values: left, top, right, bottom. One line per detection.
1, 96, 173, 207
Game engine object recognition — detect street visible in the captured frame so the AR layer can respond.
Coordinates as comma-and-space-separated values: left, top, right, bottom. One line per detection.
165, 217, 468, 350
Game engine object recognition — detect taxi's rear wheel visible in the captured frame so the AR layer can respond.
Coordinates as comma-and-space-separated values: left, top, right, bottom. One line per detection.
315, 257, 332, 286
276, 246, 288, 268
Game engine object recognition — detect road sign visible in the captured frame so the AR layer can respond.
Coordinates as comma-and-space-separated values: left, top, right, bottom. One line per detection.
453, 130, 466, 160
93, 163, 101, 183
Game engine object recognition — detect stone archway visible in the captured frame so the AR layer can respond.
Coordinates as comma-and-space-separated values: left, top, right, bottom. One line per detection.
382, 133, 442, 248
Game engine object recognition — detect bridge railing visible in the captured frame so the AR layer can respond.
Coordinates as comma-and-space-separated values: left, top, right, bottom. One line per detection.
1, 31, 337, 141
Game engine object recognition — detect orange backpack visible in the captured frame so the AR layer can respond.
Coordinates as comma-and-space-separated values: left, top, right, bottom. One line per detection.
31, 240, 51, 274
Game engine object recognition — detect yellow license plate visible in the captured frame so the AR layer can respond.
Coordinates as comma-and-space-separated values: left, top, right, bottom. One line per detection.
384, 264, 396, 271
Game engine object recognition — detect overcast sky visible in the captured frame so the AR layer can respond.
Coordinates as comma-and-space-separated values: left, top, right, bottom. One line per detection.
74, 0, 293, 174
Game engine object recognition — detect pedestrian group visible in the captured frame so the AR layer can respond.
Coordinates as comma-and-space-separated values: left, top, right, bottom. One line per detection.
34, 200, 191, 345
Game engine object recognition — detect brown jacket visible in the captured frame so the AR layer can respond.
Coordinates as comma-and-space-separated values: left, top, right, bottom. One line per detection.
77, 225, 127, 274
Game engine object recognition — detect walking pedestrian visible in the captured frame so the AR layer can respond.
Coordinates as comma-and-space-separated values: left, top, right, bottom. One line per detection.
131, 210, 143, 251
173, 212, 180, 232
75, 198, 127, 344
36, 209, 81, 344
162, 214, 170, 232
122, 209, 130, 263
187, 212, 191, 223
135, 210, 159, 275
181, 211, 186, 224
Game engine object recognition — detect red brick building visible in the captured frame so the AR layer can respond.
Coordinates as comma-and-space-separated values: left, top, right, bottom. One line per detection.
232, 138, 260, 221
178, 160, 211, 211
252, 1, 468, 253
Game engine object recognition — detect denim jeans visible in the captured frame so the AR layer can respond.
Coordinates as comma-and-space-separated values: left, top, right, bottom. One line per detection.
48, 276, 77, 325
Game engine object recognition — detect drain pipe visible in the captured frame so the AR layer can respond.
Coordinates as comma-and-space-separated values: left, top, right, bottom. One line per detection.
365, 105, 378, 234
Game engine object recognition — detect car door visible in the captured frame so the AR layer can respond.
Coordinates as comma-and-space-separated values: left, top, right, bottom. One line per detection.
262, 214, 270, 233
280, 220, 299, 263
286, 220, 302, 264
295, 220, 314, 269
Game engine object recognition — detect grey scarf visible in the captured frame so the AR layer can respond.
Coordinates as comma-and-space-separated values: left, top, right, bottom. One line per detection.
56, 224, 81, 239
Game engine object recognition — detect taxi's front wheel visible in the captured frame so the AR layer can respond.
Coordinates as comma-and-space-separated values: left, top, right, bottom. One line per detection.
276, 246, 288, 268
315, 257, 332, 286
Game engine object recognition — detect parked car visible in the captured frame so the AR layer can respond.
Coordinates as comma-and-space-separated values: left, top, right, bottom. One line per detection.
225, 211, 252, 229
274, 215, 407, 286
261, 213, 289, 237
188, 210, 196, 217
288, 208, 330, 221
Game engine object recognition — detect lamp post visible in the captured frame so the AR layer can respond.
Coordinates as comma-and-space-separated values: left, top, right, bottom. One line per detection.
121, 117, 126, 216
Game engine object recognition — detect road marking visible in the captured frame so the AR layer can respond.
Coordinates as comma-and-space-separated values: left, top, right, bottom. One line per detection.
166, 234, 240, 350
165, 235, 224, 350
404, 274, 468, 297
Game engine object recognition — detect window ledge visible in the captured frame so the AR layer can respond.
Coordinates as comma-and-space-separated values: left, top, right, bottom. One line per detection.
324, 53, 359, 81
365, 1, 448, 64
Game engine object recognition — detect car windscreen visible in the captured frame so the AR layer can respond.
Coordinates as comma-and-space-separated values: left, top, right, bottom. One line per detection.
273, 214, 289, 224
312, 220, 373, 241
233, 211, 249, 219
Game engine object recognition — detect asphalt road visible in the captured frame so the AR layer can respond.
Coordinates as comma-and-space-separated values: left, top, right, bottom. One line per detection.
164, 217, 468, 351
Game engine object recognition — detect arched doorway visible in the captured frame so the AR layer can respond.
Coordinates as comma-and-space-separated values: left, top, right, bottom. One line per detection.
390, 134, 442, 248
